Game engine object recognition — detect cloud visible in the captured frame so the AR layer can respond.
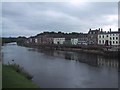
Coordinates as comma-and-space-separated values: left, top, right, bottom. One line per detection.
2, 2, 118, 37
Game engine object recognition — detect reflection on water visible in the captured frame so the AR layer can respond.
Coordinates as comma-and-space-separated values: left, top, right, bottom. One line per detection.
97, 57, 118, 68
2, 43, 118, 88
31, 48, 118, 68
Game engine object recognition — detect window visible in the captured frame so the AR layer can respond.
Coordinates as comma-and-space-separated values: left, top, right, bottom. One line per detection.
102, 40, 104, 44
116, 41, 118, 44
99, 40, 101, 44
103, 35, 104, 38
106, 35, 108, 37
99, 35, 101, 38
113, 41, 114, 44
110, 37, 112, 40
113, 37, 114, 40
116, 37, 118, 40
109, 41, 112, 45
35, 39, 38, 43
113, 34, 114, 36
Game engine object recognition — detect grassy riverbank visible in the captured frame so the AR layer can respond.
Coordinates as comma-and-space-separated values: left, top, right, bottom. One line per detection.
0, 62, 2, 89
3, 65, 38, 88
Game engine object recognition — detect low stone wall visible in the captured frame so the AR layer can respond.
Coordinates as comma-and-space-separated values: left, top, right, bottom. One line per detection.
21, 43, 118, 58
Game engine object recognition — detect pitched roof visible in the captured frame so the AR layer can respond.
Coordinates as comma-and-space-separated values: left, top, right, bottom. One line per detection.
99, 31, 119, 34
88, 29, 100, 34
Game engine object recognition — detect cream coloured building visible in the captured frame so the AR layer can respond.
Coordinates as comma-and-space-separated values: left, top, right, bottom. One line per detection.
53, 38, 65, 44
35, 38, 38, 43
98, 31, 119, 46
71, 38, 78, 45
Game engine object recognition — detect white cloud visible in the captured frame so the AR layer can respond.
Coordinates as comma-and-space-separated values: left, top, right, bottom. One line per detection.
105, 15, 118, 22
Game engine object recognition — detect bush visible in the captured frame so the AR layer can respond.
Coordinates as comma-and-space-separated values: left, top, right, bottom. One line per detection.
7, 62, 33, 80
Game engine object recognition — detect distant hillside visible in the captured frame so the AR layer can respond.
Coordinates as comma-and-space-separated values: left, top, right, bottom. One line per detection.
2, 37, 17, 45
2, 37, 26, 45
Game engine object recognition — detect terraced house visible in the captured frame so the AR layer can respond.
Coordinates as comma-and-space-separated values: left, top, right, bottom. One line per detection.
78, 33, 88, 45
87, 28, 100, 45
24, 28, 119, 50
98, 29, 119, 47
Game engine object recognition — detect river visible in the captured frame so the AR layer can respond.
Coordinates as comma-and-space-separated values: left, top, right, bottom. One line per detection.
2, 42, 118, 88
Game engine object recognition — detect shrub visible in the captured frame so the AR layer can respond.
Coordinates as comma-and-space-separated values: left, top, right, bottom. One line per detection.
7, 62, 33, 80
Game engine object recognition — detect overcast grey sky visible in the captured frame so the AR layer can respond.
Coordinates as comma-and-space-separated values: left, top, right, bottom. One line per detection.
2, 2, 118, 37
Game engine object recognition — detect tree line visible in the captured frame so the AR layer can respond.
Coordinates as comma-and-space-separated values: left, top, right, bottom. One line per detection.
2, 37, 26, 45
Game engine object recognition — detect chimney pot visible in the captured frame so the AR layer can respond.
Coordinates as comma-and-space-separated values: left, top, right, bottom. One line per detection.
110, 28, 111, 32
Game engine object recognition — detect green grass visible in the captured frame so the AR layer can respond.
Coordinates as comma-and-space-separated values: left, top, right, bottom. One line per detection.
0, 62, 2, 89
3, 65, 38, 88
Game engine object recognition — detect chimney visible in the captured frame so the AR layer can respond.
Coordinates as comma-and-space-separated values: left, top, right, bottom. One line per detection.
110, 28, 111, 32
99, 28, 100, 31
89, 28, 91, 31
101, 28, 103, 32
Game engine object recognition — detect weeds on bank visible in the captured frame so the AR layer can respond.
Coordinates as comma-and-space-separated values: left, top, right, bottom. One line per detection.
7, 61, 33, 80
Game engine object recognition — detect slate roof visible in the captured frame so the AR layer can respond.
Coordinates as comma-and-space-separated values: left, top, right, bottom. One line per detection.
99, 31, 119, 34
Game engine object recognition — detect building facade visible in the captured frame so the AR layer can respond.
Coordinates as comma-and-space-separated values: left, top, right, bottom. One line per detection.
98, 30, 119, 46
78, 34, 88, 45
87, 28, 100, 45
26, 37, 34, 44
64, 36, 71, 45
71, 38, 78, 45
53, 38, 65, 44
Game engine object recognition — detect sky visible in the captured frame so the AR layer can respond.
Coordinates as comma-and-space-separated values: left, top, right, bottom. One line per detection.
2, 2, 118, 37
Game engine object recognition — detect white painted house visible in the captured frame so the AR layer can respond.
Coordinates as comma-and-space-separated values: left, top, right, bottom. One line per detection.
35, 38, 38, 43
98, 30, 119, 46
71, 38, 78, 45
53, 38, 65, 44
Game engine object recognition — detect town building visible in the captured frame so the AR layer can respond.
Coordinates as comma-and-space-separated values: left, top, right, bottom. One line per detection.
118, 28, 120, 45
53, 38, 65, 44
98, 29, 119, 47
34, 34, 54, 45
87, 28, 100, 45
24, 28, 119, 49
71, 38, 78, 45
33, 35, 42, 45
52, 33, 66, 45
24, 38, 29, 44
64, 36, 71, 45
78, 34, 88, 45
26, 37, 34, 44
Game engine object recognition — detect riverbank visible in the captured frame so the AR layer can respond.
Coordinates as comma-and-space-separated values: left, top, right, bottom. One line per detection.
0, 62, 1, 89
3, 65, 38, 88
22, 44, 118, 58
3, 43, 118, 88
